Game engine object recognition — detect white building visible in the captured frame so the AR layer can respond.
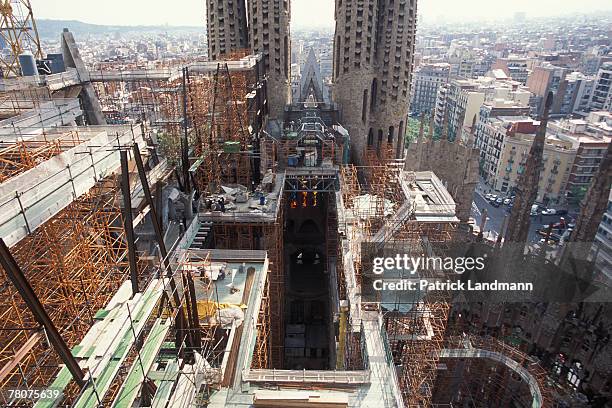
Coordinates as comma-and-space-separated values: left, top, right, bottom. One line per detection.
436, 74, 531, 141
593, 190, 612, 280
590, 62, 612, 112
410, 63, 451, 116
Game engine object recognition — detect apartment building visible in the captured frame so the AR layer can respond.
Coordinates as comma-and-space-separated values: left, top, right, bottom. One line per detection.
592, 191, 612, 280
491, 56, 529, 84
410, 62, 451, 116
548, 111, 612, 194
590, 62, 612, 112
478, 117, 576, 204
437, 75, 531, 141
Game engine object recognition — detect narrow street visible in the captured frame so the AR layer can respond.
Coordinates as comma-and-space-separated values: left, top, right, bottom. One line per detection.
471, 190, 573, 244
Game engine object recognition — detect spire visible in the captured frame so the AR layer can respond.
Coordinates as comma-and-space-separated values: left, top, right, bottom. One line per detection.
504, 91, 553, 245
442, 109, 449, 141
418, 113, 425, 141
298, 47, 324, 103
468, 114, 477, 147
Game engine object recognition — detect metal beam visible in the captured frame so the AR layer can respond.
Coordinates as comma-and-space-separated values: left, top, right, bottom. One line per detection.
131, 144, 192, 350
0, 239, 85, 387
181, 67, 191, 195
120, 150, 139, 296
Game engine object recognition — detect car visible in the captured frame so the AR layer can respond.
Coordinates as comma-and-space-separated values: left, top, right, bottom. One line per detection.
485, 193, 493, 200
541, 208, 557, 216
503, 198, 512, 205
492, 199, 502, 207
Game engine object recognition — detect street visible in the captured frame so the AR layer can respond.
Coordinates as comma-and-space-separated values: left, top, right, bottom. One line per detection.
471, 190, 573, 244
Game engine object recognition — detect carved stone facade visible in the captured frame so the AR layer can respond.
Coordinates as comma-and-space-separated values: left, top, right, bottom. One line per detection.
404, 117, 479, 227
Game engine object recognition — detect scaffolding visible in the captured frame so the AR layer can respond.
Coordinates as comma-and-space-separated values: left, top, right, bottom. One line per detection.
339, 152, 457, 407
434, 335, 553, 407
0, 175, 134, 401
0, 130, 83, 182
90, 51, 260, 196
211, 208, 285, 369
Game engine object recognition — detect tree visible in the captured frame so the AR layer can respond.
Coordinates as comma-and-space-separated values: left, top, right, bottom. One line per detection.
404, 117, 440, 146
568, 185, 588, 205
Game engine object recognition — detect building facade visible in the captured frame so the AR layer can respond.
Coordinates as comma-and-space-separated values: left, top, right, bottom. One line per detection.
491, 56, 529, 84
590, 62, 612, 112
526, 63, 569, 116
547, 112, 612, 195
410, 62, 450, 116
592, 191, 612, 280
438, 76, 531, 141
332, 0, 418, 163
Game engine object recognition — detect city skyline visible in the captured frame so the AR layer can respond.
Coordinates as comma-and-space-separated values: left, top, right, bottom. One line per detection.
32, 0, 612, 28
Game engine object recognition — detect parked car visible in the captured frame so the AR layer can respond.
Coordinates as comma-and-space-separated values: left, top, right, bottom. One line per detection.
530, 204, 539, 216
485, 193, 493, 200
492, 198, 502, 207
503, 198, 512, 205
541, 208, 557, 215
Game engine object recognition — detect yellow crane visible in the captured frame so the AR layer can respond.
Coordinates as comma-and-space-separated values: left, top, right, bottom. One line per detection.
0, 0, 43, 77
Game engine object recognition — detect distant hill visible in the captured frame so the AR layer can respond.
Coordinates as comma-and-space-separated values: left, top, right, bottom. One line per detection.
36, 19, 204, 39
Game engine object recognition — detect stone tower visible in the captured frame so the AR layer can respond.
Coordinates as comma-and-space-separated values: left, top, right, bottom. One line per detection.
333, 0, 418, 164
206, 0, 249, 60
247, 0, 291, 119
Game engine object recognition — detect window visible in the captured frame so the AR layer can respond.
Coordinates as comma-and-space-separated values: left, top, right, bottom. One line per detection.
370, 78, 378, 112
388, 126, 395, 144
367, 128, 374, 146
362, 89, 368, 123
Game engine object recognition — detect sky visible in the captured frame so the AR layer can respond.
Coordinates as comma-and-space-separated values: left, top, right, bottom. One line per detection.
31, 0, 612, 28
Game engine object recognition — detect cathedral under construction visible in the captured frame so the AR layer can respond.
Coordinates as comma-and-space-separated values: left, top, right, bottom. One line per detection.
0, 1, 610, 407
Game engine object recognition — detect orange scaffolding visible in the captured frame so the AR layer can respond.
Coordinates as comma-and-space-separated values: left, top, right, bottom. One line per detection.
0, 176, 135, 400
